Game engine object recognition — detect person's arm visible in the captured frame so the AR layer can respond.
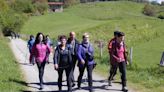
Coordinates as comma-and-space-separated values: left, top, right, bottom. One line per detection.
78, 45, 85, 64
68, 50, 72, 66
53, 46, 59, 70
111, 43, 120, 62
87, 44, 94, 56
29, 45, 36, 62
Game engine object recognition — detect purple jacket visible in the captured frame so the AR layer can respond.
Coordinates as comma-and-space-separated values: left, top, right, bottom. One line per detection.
78, 43, 95, 67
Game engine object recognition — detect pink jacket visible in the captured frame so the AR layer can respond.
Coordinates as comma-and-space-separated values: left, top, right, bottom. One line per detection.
111, 41, 127, 64
30, 43, 51, 63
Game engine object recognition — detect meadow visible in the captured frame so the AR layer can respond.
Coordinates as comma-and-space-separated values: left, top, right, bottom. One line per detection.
21, 1, 164, 92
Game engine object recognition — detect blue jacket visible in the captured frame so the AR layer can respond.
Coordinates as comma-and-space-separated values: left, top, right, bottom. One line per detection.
28, 38, 35, 53
78, 43, 95, 67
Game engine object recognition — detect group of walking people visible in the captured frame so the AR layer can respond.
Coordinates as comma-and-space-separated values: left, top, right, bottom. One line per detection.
27, 31, 128, 92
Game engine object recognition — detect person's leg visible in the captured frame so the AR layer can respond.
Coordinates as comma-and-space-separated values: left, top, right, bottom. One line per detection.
36, 62, 44, 89
118, 62, 127, 91
58, 68, 64, 91
71, 56, 77, 86
77, 66, 85, 89
87, 64, 93, 92
40, 61, 46, 84
108, 64, 118, 86
65, 67, 72, 92
112, 65, 118, 80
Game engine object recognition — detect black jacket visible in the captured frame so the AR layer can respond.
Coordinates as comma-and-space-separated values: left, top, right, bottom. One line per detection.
53, 45, 72, 68
67, 38, 79, 56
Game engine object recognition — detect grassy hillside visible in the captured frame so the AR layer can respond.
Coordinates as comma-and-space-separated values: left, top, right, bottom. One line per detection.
0, 36, 26, 91
21, 1, 164, 92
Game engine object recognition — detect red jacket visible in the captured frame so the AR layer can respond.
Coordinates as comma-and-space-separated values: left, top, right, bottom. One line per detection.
108, 37, 116, 54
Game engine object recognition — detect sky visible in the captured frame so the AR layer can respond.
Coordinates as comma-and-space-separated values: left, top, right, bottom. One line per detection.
149, 0, 164, 4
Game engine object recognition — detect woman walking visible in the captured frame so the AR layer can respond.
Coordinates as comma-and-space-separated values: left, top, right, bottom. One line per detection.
108, 32, 128, 91
30, 32, 51, 90
77, 33, 95, 92
54, 35, 72, 92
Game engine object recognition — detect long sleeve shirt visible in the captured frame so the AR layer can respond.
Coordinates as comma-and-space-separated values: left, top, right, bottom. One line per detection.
30, 43, 51, 63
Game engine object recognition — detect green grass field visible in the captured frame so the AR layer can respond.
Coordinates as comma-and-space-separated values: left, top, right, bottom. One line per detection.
0, 36, 26, 91
21, 1, 164, 92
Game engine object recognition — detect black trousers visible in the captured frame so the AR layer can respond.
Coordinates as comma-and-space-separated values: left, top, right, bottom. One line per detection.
108, 63, 118, 80
36, 61, 46, 85
58, 66, 72, 91
70, 55, 77, 83
78, 64, 93, 89
108, 61, 127, 87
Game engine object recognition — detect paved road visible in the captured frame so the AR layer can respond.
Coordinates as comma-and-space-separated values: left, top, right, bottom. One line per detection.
9, 38, 133, 92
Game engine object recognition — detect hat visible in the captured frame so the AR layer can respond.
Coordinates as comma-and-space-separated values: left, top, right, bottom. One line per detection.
117, 32, 125, 37
114, 31, 120, 36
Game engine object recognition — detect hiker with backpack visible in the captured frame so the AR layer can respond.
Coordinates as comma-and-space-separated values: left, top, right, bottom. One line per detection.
29, 32, 51, 90
108, 32, 128, 91
77, 33, 96, 92
54, 35, 73, 92
67, 31, 79, 87
45, 35, 53, 47
27, 35, 35, 53
107, 31, 120, 81
45, 35, 53, 63
27, 35, 35, 65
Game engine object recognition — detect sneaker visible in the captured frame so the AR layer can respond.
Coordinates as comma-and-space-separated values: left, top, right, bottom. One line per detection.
72, 83, 75, 87
108, 81, 112, 86
89, 88, 94, 92
39, 84, 44, 90
122, 86, 128, 92
77, 86, 81, 90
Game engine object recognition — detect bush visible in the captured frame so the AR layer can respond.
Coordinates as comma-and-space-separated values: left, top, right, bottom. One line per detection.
11, 0, 35, 14
0, 10, 27, 35
143, 4, 157, 16
34, 1, 49, 15
158, 12, 164, 19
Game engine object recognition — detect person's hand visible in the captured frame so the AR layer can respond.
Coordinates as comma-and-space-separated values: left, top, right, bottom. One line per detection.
54, 64, 58, 70
117, 58, 121, 63
126, 61, 129, 65
81, 60, 85, 65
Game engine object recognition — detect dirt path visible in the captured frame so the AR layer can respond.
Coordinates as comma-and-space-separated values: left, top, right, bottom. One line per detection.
9, 38, 133, 92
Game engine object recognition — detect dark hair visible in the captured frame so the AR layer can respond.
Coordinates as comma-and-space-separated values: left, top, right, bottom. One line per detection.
117, 32, 125, 37
46, 35, 49, 38
114, 31, 120, 36
30, 35, 34, 39
59, 35, 67, 41
34, 32, 46, 45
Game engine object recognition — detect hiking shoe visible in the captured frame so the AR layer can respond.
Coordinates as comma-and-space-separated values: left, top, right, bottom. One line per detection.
39, 84, 44, 90
108, 81, 112, 86
77, 86, 81, 90
122, 86, 128, 92
72, 83, 75, 87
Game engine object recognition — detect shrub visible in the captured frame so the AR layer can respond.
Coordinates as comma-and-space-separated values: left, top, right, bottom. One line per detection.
158, 12, 164, 19
34, 1, 49, 15
143, 4, 157, 16
0, 10, 27, 35
11, 0, 35, 13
